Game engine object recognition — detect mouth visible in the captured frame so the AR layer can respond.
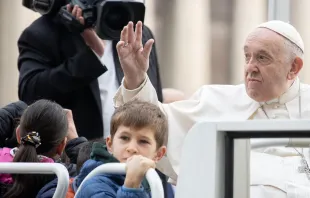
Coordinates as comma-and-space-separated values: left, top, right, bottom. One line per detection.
122, 156, 131, 161
247, 78, 261, 82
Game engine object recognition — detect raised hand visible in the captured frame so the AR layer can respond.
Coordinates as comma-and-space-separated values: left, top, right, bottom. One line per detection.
116, 21, 154, 89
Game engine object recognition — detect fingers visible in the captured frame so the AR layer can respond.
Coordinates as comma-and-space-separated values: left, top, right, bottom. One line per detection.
76, 6, 82, 17
70, 5, 84, 25
72, 5, 77, 16
119, 21, 143, 46
127, 22, 135, 44
120, 26, 128, 43
135, 21, 143, 46
79, 17, 85, 25
76, 6, 83, 24
142, 39, 154, 59
120, 21, 142, 45
118, 21, 154, 61
66, 4, 72, 12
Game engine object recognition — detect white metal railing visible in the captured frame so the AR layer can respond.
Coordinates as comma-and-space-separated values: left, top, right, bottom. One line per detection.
75, 163, 164, 198
251, 138, 310, 149
0, 163, 69, 198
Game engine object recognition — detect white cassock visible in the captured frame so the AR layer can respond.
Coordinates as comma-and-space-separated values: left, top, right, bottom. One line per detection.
113, 75, 310, 197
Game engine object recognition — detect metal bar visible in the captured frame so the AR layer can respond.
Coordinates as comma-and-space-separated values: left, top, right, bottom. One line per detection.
251, 138, 310, 149
225, 135, 234, 198
233, 139, 250, 198
227, 131, 310, 138
0, 163, 69, 198
74, 163, 164, 198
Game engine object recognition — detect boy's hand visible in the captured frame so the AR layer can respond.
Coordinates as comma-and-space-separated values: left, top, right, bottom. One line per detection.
124, 155, 156, 188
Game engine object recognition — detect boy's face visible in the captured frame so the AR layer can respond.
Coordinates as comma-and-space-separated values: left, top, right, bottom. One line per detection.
106, 125, 166, 163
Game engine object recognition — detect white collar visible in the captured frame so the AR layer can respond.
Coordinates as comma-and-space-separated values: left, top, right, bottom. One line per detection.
260, 78, 300, 105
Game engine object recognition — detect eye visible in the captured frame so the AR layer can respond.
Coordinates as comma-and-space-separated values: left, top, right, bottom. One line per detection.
139, 140, 150, 144
258, 55, 266, 60
120, 136, 129, 141
257, 54, 270, 63
244, 53, 251, 63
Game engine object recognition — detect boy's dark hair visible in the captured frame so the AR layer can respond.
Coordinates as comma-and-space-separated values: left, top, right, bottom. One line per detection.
4, 99, 68, 198
110, 99, 168, 148
76, 138, 105, 174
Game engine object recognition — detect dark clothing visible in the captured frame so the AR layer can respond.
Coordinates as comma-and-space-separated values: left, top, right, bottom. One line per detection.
62, 137, 89, 176
17, 15, 163, 140
65, 136, 88, 164
0, 101, 27, 148
36, 178, 61, 198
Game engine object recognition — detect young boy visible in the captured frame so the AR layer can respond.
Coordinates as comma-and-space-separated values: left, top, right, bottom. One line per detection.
75, 99, 168, 197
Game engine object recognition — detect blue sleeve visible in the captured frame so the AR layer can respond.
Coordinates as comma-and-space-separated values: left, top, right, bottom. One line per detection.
75, 176, 150, 198
75, 177, 116, 198
116, 186, 150, 198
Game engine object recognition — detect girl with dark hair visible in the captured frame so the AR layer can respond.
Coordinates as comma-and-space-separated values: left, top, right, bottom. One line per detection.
0, 99, 80, 198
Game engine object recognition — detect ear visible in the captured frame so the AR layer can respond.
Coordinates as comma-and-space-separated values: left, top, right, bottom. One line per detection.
16, 125, 21, 144
106, 136, 113, 154
288, 57, 303, 80
153, 146, 167, 162
56, 137, 67, 156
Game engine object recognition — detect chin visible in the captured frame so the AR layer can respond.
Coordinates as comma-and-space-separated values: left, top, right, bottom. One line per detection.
246, 89, 263, 102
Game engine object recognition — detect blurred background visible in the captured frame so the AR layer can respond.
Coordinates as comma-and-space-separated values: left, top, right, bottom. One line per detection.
0, 0, 309, 106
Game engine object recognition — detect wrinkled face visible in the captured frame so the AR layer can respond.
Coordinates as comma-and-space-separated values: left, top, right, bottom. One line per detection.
244, 28, 293, 102
106, 125, 164, 163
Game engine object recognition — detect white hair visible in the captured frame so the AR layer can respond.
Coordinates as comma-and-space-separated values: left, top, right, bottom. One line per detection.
284, 38, 304, 61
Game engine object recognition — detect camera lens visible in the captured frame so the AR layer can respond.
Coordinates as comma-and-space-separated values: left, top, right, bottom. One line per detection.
96, 1, 145, 40
104, 5, 132, 31
22, 0, 35, 9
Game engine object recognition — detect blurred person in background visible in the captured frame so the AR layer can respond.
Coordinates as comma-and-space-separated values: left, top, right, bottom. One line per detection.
17, 0, 163, 140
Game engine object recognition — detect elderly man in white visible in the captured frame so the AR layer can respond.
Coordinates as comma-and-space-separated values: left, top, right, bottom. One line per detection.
114, 20, 310, 197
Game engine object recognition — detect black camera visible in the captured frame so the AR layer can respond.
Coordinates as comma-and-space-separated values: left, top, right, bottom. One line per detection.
22, 0, 145, 40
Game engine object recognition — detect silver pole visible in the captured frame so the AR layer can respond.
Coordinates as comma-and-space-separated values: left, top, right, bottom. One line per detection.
268, 0, 291, 22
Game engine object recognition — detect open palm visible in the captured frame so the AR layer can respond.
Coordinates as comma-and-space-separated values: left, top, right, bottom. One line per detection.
116, 21, 154, 89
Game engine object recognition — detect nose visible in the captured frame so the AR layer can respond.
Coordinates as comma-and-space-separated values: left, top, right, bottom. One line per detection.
245, 59, 259, 74
126, 140, 138, 154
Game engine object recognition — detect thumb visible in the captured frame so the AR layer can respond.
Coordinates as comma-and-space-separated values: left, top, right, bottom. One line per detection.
142, 39, 154, 59
116, 41, 126, 53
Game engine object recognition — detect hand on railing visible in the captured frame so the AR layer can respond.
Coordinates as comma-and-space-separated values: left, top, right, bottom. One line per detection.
75, 162, 164, 198
124, 155, 156, 189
